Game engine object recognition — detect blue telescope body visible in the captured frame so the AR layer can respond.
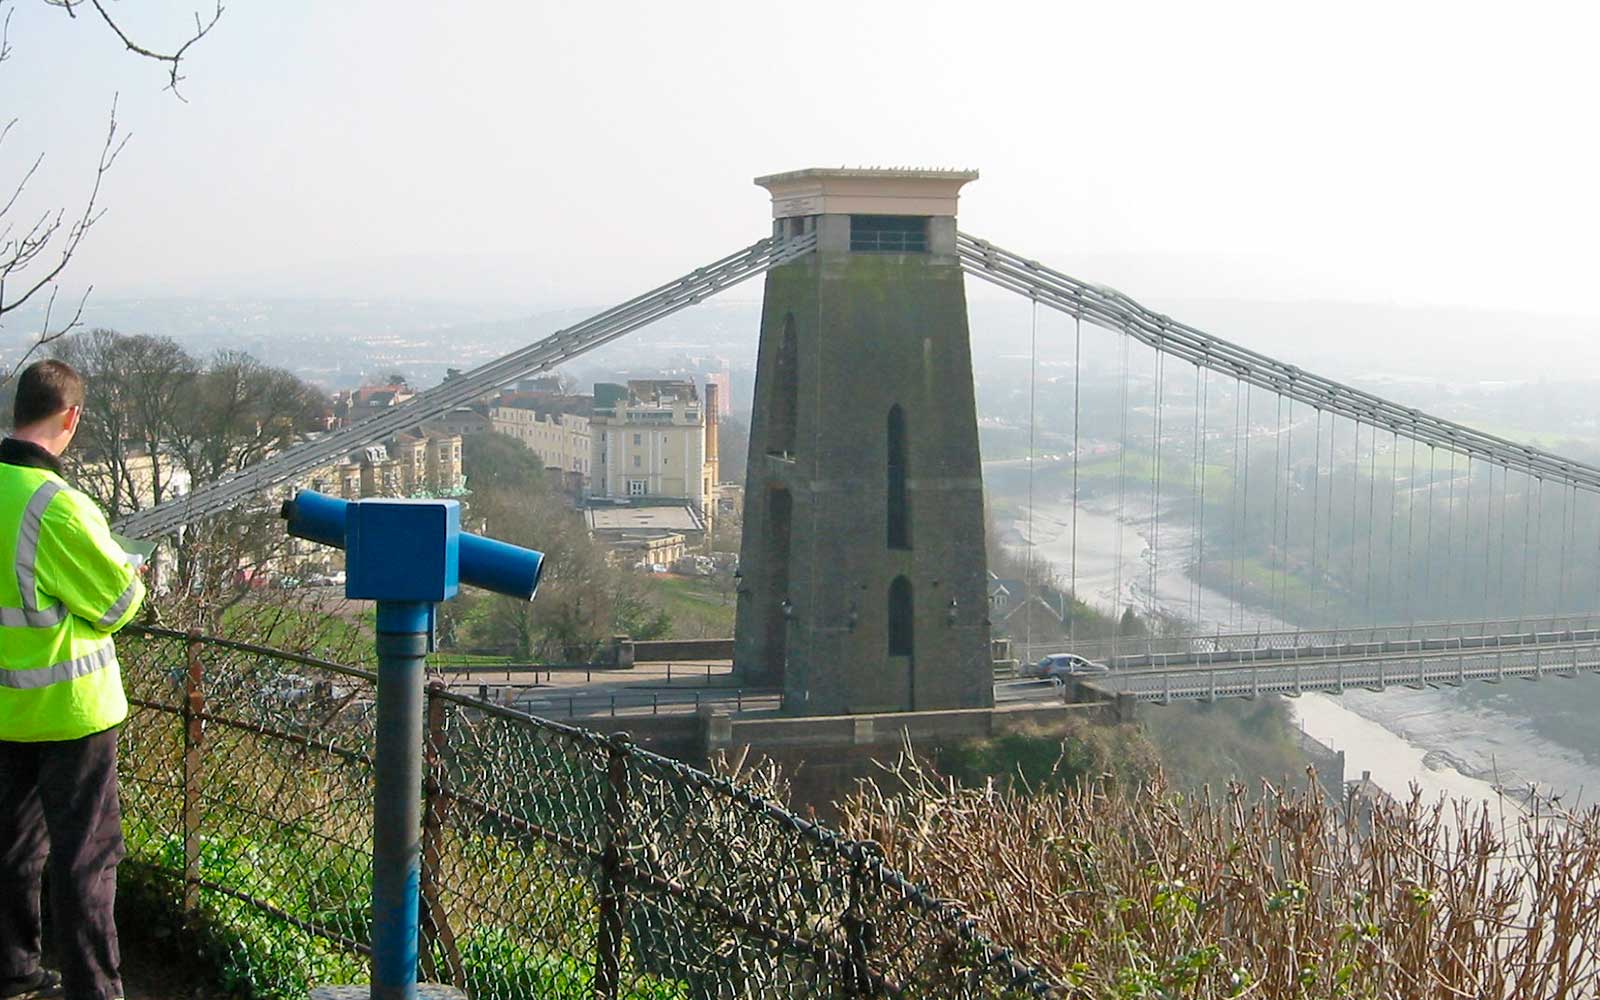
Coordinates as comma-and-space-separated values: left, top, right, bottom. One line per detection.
281, 490, 543, 600
279, 492, 544, 1000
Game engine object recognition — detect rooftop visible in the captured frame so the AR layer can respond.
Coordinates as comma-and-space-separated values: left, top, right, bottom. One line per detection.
754, 166, 979, 220
754, 166, 979, 185
586, 503, 705, 534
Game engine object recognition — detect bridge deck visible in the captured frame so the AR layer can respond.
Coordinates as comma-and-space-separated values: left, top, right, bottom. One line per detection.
1101, 634, 1600, 703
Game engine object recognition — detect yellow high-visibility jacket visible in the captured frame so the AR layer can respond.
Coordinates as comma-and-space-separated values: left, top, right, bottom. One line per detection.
0, 461, 144, 742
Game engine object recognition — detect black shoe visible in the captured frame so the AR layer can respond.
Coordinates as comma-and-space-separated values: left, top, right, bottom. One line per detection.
0, 970, 63, 1000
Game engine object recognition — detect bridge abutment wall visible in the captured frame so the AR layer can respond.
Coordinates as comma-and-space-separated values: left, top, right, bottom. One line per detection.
586, 700, 1125, 815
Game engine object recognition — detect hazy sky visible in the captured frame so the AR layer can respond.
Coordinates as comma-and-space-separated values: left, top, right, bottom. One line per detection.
8, 1, 1600, 322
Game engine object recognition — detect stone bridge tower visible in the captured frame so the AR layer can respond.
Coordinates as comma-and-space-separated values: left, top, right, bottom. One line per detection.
734, 168, 993, 715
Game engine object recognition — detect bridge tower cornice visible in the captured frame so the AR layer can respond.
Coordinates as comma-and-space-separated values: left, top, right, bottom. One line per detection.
754, 166, 978, 220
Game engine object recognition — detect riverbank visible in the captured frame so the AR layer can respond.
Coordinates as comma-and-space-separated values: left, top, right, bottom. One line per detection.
1010, 492, 1600, 808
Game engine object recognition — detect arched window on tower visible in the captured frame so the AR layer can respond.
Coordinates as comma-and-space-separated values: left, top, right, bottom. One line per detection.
768, 314, 798, 458
887, 404, 910, 549
888, 576, 914, 657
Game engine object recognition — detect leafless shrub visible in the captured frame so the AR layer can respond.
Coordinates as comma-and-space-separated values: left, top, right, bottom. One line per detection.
838, 751, 1600, 998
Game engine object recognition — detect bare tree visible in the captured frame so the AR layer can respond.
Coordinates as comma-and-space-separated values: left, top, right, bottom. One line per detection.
169, 351, 326, 484
56, 329, 142, 514
0, 0, 223, 382
56, 329, 198, 515
53, 328, 331, 620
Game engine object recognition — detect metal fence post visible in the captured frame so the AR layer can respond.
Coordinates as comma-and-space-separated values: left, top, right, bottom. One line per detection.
842, 842, 878, 996
594, 735, 631, 1000
181, 629, 205, 917
420, 682, 466, 989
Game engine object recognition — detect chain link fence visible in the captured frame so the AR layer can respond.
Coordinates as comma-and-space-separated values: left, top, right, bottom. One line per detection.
116, 624, 1058, 999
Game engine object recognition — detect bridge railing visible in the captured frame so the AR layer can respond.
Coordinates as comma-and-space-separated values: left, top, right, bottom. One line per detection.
1021, 613, 1600, 667
1101, 634, 1600, 703
115, 624, 1053, 999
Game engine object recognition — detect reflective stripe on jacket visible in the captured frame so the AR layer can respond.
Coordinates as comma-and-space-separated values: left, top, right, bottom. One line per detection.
0, 463, 144, 741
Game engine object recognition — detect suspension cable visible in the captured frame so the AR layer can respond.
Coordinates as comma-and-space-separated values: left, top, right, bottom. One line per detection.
1587, 483, 1600, 611
1559, 482, 1573, 614
1310, 408, 1323, 626
1517, 471, 1529, 626
1025, 298, 1038, 661
1423, 445, 1436, 617
121, 232, 817, 538
1386, 429, 1399, 621
1190, 365, 1200, 623
1403, 434, 1418, 622
1323, 413, 1337, 622
957, 232, 1600, 496
1366, 425, 1378, 623
1270, 394, 1283, 624
1532, 477, 1544, 621
1114, 334, 1131, 654
1497, 467, 1510, 620
1196, 367, 1209, 626
1150, 350, 1165, 617
1348, 420, 1360, 623
1481, 460, 1491, 618
1283, 397, 1295, 625
1444, 448, 1457, 615
1239, 380, 1251, 628
1070, 316, 1082, 645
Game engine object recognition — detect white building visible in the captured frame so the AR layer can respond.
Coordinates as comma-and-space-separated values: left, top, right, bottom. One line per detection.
590, 379, 720, 546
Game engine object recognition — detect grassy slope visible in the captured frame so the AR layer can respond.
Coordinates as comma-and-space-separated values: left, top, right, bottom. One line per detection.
642, 575, 736, 639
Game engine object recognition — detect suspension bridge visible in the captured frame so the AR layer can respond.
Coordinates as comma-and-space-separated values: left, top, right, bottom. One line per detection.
112, 167, 1600, 712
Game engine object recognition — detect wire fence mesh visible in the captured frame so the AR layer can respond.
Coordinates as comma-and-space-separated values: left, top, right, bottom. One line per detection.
116, 624, 1058, 999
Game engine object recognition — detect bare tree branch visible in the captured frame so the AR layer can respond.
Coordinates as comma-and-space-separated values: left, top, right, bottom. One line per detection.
2, 283, 90, 383
0, 0, 221, 387
0, 147, 38, 222
43, 0, 223, 99
0, 95, 125, 339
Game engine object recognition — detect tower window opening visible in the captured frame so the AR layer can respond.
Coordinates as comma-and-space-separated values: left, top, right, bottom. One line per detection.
887, 404, 911, 550
767, 313, 799, 457
888, 576, 914, 656
850, 215, 928, 253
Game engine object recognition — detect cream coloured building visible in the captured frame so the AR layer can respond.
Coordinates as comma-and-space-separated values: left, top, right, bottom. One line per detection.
303, 431, 463, 500
590, 380, 717, 512
69, 451, 192, 519
488, 398, 591, 490
427, 434, 464, 493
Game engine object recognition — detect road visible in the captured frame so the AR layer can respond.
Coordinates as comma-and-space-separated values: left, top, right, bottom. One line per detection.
439, 660, 1067, 721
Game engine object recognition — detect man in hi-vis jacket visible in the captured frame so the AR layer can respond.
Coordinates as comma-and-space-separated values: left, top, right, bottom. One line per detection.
0, 360, 145, 1000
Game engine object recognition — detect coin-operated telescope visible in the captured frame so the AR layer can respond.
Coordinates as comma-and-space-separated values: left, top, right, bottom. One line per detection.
282, 490, 543, 1000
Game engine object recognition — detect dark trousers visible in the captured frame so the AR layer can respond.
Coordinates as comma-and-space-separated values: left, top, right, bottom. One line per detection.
0, 728, 124, 1000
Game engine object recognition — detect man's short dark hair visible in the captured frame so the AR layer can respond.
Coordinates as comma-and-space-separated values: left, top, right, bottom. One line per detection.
14, 359, 85, 429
